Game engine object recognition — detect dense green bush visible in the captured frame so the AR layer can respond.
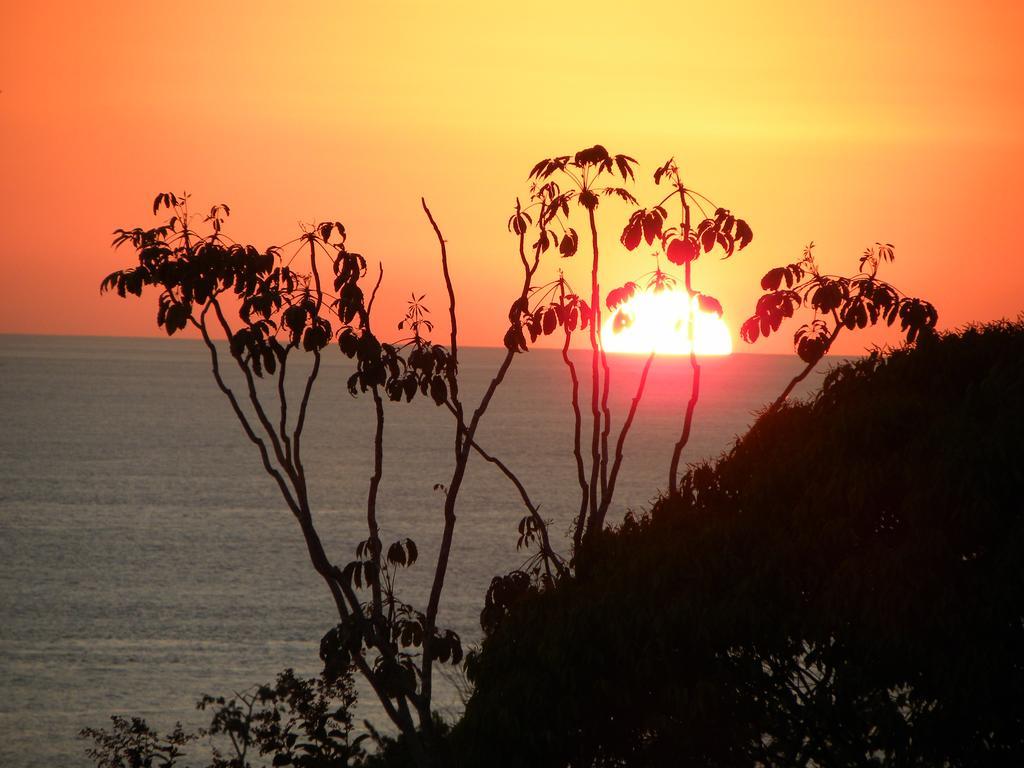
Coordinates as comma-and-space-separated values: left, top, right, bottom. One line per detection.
455, 321, 1024, 767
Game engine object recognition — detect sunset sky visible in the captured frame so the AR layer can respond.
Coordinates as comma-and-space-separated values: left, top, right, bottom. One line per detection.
1, 1, 1021, 353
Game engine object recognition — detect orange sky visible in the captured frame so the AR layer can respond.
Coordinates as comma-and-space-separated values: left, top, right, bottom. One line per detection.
1, 1, 1021, 354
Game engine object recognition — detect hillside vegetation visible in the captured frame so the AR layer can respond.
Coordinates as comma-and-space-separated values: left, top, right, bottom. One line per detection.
456, 321, 1024, 767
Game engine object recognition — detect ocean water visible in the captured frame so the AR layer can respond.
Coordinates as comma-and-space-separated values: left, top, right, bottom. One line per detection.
0, 335, 839, 767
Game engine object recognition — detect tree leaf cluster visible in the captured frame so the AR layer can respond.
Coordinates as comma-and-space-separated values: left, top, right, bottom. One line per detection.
620, 203, 752, 265
741, 243, 938, 363
321, 534, 463, 702
503, 283, 590, 353
103, 196, 454, 409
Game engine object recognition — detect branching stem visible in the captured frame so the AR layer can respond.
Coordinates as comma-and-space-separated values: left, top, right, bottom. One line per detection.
596, 350, 656, 527
769, 325, 843, 412
668, 180, 698, 495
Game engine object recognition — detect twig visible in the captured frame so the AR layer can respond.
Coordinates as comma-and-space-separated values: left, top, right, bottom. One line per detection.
210, 298, 298, 489
367, 262, 384, 315
443, 402, 566, 579
422, 198, 465, 453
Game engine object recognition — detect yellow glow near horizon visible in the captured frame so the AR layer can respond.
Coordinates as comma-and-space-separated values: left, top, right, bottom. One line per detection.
0, 3, 1020, 344
601, 290, 733, 356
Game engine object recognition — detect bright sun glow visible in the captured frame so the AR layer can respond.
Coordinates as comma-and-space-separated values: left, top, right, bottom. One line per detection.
601, 289, 732, 355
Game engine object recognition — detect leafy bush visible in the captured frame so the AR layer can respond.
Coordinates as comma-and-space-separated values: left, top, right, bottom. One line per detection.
82, 669, 365, 768
81, 717, 196, 768
455, 321, 1024, 767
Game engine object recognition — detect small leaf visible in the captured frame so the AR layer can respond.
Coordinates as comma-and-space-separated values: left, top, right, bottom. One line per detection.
697, 294, 723, 317
559, 228, 578, 258
542, 307, 557, 335
429, 375, 447, 406
761, 267, 786, 292
387, 541, 407, 567
642, 209, 663, 245
735, 219, 753, 249
666, 236, 698, 266
701, 225, 717, 253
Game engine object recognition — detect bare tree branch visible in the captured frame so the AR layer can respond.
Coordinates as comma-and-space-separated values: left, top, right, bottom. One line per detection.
366, 385, 386, 620
276, 351, 293, 464
595, 350, 656, 529
668, 182, 697, 495
367, 262, 384, 316
421, 197, 542, 721
210, 297, 298, 489
196, 315, 300, 517
443, 401, 567, 579
768, 325, 843, 412
292, 349, 321, 484
586, 207, 603, 526
562, 313, 589, 556
422, 199, 465, 449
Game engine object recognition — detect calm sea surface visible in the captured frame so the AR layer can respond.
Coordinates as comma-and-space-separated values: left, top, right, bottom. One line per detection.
0, 335, 840, 767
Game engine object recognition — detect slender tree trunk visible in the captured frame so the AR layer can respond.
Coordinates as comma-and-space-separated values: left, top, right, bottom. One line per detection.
366, 385, 385, 617
420, 199, 540, 734
598, 325, 612, 502
595, 350, 655, 526
768, 325, 842, 412
196, 308, 422, 756
586, 206, 602, 529
668, 183, 698, 496
562, 319, 589, 556
668, 295, 701, 495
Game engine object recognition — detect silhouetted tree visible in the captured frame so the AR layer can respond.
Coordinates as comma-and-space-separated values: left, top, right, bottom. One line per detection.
102, 149, 938, 766
741, 240, 938, 409
500, 149, 755, 559
102, 194, 492, 764
471, 149, 756, 652
100, 151, 754, 762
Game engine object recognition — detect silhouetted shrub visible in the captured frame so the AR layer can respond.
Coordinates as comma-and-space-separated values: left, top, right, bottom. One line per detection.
82, 668, 365, 768
455, 321, 1024, 767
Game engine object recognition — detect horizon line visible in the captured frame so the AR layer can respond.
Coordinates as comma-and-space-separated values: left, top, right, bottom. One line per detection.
0, 330, 861, 357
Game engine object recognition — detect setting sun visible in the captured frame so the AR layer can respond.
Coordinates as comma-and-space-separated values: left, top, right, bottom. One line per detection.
601, 290, 733, 356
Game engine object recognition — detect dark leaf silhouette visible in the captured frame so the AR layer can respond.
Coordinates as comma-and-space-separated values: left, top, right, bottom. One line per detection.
666, 235, 699, 265
743, 240, 938, 409
606, 282, 639, 310
696, 293, 723, 317
559, 228, 579, 258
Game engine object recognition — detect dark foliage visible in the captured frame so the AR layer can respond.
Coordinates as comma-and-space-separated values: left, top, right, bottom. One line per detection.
199, 669, 363, 767
101, 196, 473, 759
81, 717, 196, 768
453, 321, 1024, 767
741, 242, 937, 364
82, 669, 363, 768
